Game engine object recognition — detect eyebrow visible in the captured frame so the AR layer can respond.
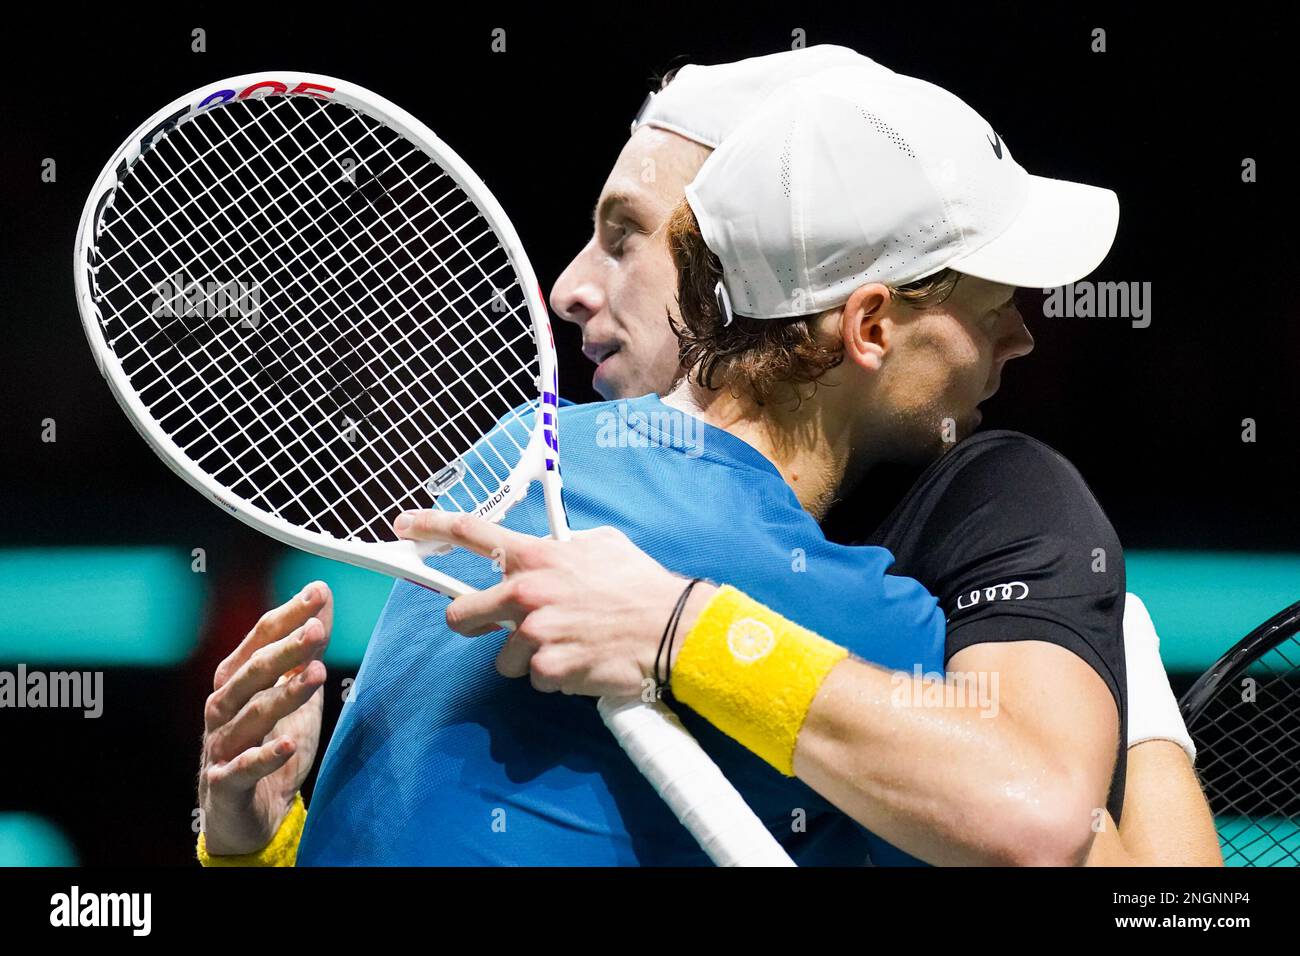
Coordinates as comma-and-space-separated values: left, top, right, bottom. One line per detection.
592, 189, 639, 224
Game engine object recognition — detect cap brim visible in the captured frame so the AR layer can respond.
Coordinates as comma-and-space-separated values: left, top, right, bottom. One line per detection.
948, 175, 1119, 289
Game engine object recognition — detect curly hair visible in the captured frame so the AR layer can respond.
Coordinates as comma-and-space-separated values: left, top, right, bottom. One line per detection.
666, 199, 963, 405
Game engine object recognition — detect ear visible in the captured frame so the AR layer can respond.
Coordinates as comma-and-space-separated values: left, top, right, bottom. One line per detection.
839, 283, 891, 373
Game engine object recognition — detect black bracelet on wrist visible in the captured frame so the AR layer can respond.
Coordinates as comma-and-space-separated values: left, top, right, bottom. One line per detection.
655, 577, 703, 698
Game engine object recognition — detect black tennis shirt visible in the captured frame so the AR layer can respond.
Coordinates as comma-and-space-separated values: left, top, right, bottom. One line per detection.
864, 430, 1128, 823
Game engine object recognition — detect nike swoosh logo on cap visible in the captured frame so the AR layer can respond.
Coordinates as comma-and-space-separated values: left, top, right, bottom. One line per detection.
987, 131, 1003, 159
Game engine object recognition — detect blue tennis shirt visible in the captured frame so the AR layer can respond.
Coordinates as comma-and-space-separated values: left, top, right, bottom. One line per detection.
297, 395, 945, 866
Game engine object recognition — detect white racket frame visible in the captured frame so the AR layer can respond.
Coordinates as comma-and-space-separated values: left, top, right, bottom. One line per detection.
74, 72, 794, 867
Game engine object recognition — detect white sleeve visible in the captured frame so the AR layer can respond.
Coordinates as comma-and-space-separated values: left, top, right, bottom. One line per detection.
1123, 592, 1196, 763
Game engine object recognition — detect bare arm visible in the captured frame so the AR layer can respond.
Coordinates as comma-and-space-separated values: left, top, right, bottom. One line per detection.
1084, 740, 1222, 866
793, 639, 1118, 866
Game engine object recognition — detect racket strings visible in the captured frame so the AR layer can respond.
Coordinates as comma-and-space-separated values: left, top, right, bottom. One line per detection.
286, 104, 537, 492
125, 140, 520, 530
236, 98, 540, 509
87, 93, 541, 542
239, 100, 536, 525
114, 102, 522, 511
113, 112, 387, 524
1188, 635, 1300, 866
90, 90, 337, 295
170, 103, 524, 524
96, 108, 457, 538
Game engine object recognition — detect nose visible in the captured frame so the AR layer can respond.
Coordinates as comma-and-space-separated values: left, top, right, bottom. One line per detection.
549, 240, 605, 329
996, 309, 1035, 365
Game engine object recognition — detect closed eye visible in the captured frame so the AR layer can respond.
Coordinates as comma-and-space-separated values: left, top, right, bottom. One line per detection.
601, 216, 645, 257
594, 191, 647, 256
600, 220, 628, 254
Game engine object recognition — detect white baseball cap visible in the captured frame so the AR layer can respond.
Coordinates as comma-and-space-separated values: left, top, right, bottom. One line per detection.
685, 65, 1120, 320
631, 45, 893, 149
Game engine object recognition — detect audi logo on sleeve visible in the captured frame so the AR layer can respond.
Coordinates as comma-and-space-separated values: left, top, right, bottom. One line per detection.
954, 581, 1030, 612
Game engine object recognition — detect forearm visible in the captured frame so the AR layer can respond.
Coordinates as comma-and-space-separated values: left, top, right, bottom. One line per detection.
792, 657, 1098, 866
1083, 744, 1222, 866
1109, 741, 1222, 866
670, 586, 1108, 866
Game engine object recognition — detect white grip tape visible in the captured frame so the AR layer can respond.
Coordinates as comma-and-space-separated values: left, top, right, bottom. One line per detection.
597, 696, 796, 867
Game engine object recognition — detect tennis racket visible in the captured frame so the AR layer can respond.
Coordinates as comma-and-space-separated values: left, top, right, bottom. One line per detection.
1180, 599, 1300, 866
74, 72, 794, 867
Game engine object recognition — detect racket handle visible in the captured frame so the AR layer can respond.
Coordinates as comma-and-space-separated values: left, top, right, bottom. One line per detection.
597, 696, 796, 867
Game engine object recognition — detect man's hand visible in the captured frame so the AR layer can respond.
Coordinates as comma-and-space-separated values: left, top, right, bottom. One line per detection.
198, 582, 333, 856
393, 511, 716, 698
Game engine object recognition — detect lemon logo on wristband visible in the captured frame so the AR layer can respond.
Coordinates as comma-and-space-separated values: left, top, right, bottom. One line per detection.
726, 617, 776, 662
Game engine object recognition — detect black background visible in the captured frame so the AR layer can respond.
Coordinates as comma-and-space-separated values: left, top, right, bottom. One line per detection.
0, 4, 1296, 864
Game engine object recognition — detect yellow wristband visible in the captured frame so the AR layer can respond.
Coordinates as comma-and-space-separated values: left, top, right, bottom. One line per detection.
197, 792, 307, 867
671, 586, 848, 776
